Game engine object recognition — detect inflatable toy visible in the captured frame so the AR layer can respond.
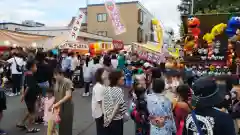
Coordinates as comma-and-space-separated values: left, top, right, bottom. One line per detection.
151, 18, 163, 49
185, 17, 201, 52
203, 23, 227, 44
226, 17, 240, 38
187, 17, 201, 37
184, 35, 195, 54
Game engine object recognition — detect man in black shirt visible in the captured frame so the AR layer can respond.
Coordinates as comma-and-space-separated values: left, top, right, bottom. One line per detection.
183, 77, 235, 135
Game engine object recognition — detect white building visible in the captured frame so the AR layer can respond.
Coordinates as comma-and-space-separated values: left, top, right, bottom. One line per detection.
0, 22, 112, 42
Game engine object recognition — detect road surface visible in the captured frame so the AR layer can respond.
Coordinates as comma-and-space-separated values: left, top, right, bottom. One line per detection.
0, 88, 135, 135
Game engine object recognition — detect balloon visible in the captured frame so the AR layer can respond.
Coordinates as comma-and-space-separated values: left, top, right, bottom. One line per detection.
211, 23, 227, 36
187, 17, 201, 37
184, 36, 195, 52
152, 18, 159, 25
203, 33, 215, 44
226, 17, 240, 38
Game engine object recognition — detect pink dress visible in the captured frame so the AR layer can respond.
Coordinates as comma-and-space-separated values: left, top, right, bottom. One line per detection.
44, 97, 55, 123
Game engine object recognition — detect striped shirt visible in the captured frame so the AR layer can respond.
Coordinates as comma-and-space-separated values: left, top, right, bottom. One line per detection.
103, 86, 126, 121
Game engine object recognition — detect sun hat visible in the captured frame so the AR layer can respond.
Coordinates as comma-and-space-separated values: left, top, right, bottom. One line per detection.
192, 76, 225, 108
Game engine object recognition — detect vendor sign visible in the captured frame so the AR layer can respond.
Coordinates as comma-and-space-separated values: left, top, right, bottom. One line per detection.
133, 44, 165, 64
112, 40, 123, 50
69, 10, 85, 41
105, 0, 126, 35
59, 42, 89, 50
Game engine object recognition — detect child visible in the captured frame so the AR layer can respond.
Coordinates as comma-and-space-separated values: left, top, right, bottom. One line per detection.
129, 80, 150, 135
123, 62, 133, 88
44, 89, 55, 126
47, 107, 61, 135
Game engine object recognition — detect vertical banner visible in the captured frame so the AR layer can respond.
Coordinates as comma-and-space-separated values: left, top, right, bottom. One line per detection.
105, 0, 126, 35
69, 10, 85, 41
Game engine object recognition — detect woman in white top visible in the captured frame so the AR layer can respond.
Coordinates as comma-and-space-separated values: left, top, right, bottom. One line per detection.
111, 54, 118, 69
91, 57, 102, 84
82, 56, 92, 97
91, 68, 106, 135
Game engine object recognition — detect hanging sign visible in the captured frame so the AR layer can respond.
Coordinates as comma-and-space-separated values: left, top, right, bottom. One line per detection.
59, 42, 89, 50
112, 40, 124, 50
105, 0, 126, 35
69, 10, 85, 41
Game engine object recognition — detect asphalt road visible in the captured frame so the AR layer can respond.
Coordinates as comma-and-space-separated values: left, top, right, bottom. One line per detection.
0, 88, 135, 135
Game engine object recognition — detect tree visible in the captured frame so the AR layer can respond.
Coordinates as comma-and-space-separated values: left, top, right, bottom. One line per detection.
178, 0, 240, 15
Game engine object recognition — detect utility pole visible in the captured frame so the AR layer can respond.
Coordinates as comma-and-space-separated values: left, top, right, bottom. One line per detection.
86, 0, 89, 6
191, 0, 194, 15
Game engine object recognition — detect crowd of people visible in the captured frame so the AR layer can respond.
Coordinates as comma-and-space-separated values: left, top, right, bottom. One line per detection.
0, 48, 239, 135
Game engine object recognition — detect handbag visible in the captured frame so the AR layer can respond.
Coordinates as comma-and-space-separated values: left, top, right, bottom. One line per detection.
13, 57, 23, 72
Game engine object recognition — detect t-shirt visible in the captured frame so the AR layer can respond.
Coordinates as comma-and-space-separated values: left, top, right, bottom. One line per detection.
24, 71, 40, 101
111, 59, 118, 69
7, 57, 25, 74
183, 108, 235, 135
92, 83, 105, 118
103, 86, 126, 121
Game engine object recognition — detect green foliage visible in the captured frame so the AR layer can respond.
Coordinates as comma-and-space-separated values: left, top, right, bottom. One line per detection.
178, 0, 240, 14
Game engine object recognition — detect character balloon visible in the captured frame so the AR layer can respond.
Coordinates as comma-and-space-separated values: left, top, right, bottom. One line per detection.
226, 17, 240, 38
186, 17, 200, 52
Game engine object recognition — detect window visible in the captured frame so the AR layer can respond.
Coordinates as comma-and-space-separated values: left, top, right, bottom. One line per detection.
137, 28, 143, 43
138, 9, 144, 24
97, 13, 107, 22
97, 31, 107, 36
150, 33, 154, 41
145, 34, 148, 43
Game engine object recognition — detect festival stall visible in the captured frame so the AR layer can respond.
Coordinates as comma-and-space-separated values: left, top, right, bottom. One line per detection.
58, 41, 89, 54
0, 29, 52, 48
89, 40, 124, 55
132, 18, 182, 65
182, 15, 240, 76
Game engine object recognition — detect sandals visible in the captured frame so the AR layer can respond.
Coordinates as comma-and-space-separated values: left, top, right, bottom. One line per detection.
26, 128, 40, 133
16, 124, 27, 130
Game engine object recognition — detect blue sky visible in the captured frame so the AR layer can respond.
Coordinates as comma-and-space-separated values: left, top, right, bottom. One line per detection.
0, 0, 181, 34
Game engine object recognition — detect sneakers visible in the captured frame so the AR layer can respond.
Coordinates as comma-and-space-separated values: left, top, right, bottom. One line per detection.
82, 92, 90, 97
0, 129, 7, 135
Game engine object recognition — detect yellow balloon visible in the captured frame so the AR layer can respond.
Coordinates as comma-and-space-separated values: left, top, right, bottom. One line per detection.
203, 33, 215, 44
211, 23, 227, 36
152, 18, 159, 25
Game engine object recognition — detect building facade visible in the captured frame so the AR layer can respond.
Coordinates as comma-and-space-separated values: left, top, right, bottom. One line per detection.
84, 1, 154, 45
0, 22, 112, 42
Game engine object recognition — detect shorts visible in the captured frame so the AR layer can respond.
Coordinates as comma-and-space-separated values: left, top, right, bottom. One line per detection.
25, 98, 37, 114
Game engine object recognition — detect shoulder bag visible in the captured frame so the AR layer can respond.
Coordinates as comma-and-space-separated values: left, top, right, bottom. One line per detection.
13, 57, 23, 72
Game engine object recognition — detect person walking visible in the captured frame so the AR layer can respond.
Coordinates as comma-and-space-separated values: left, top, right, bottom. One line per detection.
7, 52, 25, 96
82, 56, 92, 97
52, 69, 74, 135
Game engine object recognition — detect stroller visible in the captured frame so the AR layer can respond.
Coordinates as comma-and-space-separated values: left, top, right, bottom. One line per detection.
72, 67, 84, 88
